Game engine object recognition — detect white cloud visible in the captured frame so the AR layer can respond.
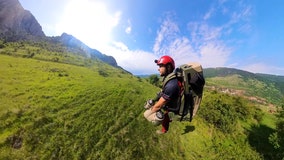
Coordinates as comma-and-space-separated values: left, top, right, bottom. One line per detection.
116, 50, 158, 75
203, 7, 215, 20
166, 37, 198, 65
199, 42, 231, 67
105, 1, 256, 75
226, 4, 253, 34
187, 22, 224, 49
241, 63, 284, 75
125, 26, 131, 34
98, 42, 158, 75
55, 0, 121, 51
199, 24, 223, 41
242, 63, 269, 73
153, 17, 180, 56
152, 15, 232, 70
113, 42, 129, 51
125, 19, 132, 34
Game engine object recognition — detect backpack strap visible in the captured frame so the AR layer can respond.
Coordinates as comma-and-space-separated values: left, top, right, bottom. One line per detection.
162, 72, 177, 88
161, 72, 184, 115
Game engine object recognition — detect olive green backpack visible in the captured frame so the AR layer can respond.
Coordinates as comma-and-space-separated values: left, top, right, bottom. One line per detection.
165, 62, 205, 121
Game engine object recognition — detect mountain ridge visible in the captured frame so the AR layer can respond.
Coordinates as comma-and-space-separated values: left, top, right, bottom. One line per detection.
0, 0, 120, 69
204, 67, 284, 93
205, 67, 284, 79
50, 33, 120, 68
204, 67, 284, 105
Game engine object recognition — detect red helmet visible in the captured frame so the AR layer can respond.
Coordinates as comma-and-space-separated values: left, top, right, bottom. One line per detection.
154, 55, 175, 69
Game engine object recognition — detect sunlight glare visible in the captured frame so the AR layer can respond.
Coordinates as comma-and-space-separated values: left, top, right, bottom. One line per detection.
56, 0, 121, 50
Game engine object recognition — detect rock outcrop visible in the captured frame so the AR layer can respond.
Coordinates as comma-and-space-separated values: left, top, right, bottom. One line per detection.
0, 0, 45, 40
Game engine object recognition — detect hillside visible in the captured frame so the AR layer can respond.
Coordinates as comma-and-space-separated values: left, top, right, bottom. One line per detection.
204, 67, 284, 106
0, 1, 283, 158
50, 33, 119, 68
1, 41, 283, 159
0, 52, 158, 159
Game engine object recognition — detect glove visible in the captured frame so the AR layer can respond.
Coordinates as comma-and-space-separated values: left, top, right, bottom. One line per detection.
144, 99, 154, 109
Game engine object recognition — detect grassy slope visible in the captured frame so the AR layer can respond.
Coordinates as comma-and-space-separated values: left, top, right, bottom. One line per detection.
0, 54, 273, 159
0, 54, 154, 159
206, 74, 283, 105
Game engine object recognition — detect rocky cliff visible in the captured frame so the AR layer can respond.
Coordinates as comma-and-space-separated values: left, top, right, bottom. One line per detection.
0, 0, 45, 40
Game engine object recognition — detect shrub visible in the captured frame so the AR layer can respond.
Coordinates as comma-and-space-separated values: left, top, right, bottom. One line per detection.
0, 40, 5, 48
199, 91, 256, 133
269, 101, 284, 157
98, 70, 108, 77
148, 74, 159, 86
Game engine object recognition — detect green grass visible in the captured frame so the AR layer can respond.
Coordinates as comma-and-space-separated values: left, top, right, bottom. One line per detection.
0, 54, 158, 159
206, 75, 283, 105
0, 51, 279, 159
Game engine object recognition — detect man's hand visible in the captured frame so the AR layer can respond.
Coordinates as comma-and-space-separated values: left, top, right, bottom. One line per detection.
144, 99, 154, 109
151, 97, 167, 112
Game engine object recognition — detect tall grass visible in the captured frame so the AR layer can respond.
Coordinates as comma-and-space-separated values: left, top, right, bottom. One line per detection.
0, 54, 157, 159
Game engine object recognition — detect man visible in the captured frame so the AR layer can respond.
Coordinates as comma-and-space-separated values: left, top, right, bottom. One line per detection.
151, 55, 180, 134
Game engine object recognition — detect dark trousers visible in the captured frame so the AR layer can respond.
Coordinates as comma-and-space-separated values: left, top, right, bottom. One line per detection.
161, 111, 170, 132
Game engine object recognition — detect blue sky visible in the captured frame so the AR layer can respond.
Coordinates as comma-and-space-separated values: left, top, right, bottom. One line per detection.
19, 0, 284, 75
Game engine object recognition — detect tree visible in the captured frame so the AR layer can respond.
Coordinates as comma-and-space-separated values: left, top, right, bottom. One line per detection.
0, 40, 5, 48
269, 98, 284, 158
148, 74, 160, 87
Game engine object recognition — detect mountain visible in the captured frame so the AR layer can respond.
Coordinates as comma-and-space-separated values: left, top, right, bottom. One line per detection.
204, 67, 284, 94
51, 33, 119, 68
204, 67, 284, 105
0, 0, 45, 40
0, 0, 120, 69
204, 67, 257, 78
